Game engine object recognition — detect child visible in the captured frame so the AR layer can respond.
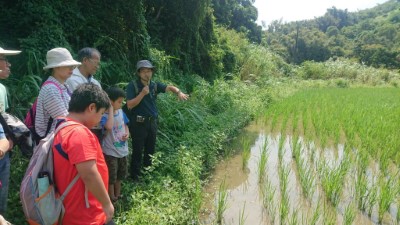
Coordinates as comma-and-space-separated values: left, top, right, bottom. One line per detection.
101, 87, 129, 202
52, 83, 114, 224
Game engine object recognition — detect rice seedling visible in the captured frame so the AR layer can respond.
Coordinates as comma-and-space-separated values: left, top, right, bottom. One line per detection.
291, 135, 301, 160
238, 202, 247, 225
278, 134, 286, 162
257, 142, 269, 183
378, 175, 397, 224
310, 199, 322, 225
343, 203, 356, 225
355, 169, 368, 211
279, 164, 290, 225
215, 180, 228, 224
322, 200, 336, 225
241, 137, 251, 170
318, 158, 349, 207
262, 180, 276, 224
366, 184, 378, 217
298, 157, 316, 199
288, 207, 299, 225
279, 195, 290, 225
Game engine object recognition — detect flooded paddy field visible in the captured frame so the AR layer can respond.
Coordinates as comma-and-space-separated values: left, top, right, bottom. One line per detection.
200, 88, 400, 225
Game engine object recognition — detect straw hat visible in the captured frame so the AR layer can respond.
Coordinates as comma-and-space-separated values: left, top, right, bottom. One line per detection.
43, 48, 81, 70
0, 47, 21, 55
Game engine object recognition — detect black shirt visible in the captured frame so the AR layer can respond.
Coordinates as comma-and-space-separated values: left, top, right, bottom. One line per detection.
126, 80, 167, 117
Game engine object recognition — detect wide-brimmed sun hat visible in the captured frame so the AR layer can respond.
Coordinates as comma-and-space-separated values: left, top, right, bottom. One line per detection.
0, 47, 21, 55
43, 47, 81, 70
136, 60, 154, 72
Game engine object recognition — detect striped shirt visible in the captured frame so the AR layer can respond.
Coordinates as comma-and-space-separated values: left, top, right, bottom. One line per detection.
35, 76, 71, 137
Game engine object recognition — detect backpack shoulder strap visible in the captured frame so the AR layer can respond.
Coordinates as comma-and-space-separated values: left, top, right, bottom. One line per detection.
59, 174, 80, 201
52, 119, 82, 160
42, 80, 62, 94
132, 80, 139, 96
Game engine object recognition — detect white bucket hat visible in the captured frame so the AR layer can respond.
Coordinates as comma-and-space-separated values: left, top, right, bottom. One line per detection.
0, 47, 21, 55
43, 47, 81, 70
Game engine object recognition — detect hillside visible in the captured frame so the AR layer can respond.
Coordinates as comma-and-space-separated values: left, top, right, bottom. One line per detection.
264, 0, 400, 68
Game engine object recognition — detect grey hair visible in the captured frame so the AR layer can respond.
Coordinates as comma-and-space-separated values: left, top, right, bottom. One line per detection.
77, 47, 101, 62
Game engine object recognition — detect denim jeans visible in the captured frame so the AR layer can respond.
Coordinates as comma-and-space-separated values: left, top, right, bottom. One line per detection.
0, 152, 10, 215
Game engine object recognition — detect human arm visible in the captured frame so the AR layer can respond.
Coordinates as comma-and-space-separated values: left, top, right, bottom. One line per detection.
0, 124, 10, 159
166, 85, 189, 101
122, 124, 129, 141
126, 81, 149, 109
75, 160, 114, 222
103, 105, 114, 131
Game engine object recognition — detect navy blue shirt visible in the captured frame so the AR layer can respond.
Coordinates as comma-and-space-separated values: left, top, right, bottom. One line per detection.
126, 80, 167, 117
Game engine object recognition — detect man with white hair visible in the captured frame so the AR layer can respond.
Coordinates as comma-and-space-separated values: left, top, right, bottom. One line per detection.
0, 46, 19, 216
66, 47, 103, 141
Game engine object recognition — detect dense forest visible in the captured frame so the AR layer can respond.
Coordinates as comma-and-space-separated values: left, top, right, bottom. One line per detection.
264, 0, 400, 68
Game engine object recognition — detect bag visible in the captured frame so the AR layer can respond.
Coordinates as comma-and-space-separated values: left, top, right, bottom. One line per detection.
0, 112, 33, 157
20, 120, 81, 225
24, 81, 62, 144
122, 80, 157, 120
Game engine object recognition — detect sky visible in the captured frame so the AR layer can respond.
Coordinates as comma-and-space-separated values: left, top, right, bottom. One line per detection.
254, 0, 389, 27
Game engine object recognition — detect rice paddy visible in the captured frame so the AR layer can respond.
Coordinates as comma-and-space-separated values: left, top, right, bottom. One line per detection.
201, 87, 400, 225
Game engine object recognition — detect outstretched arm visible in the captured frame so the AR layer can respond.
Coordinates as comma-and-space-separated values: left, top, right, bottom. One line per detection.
166, 85, 189, 101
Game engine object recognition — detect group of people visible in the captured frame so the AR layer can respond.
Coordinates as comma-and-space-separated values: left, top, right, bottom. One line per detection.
0, 46, 189, 224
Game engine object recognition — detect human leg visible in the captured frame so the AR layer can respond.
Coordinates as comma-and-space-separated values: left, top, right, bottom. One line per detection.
130, 122, 146, 180
104, 154, 118, 201
0, 153, 10, 215
143, 120, 157, 168
116, 157, 127, 198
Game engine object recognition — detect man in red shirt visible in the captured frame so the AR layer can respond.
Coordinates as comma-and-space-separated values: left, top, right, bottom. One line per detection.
52, 83, 114, 224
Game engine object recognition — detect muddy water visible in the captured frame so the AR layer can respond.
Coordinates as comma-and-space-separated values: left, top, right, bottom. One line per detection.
200, 122, 398, 225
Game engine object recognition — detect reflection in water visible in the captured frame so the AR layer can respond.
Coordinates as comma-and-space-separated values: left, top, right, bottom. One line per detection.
200, 122, 397, 225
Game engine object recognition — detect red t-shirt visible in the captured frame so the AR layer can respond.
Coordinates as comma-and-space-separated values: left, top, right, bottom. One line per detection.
53, 119, 108, 225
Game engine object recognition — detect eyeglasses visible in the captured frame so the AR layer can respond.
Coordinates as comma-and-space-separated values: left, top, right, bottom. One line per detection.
88, 58, 100, 66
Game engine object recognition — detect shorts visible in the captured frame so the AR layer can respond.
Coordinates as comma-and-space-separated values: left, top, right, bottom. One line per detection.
104, 155, 127, 184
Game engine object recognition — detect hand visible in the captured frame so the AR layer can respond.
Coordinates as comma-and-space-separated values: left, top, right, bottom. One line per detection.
7, 138, 13, 151
121, 133, 129, 141
177, 92, 189, 101
141, 85, 150, 95
103, 202, 114, 223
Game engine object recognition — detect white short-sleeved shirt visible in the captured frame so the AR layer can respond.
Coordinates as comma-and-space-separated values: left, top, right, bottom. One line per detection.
66, 68, 101, 92
0, 83, 9, 112
100, 109, 129, 157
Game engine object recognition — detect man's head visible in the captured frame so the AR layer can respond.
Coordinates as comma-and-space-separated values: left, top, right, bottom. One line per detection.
136, 60, 154, 83
69, 83, 110, 128
106, 87, 126, 110
0, 47, 21, 79
77, 47, 101, 77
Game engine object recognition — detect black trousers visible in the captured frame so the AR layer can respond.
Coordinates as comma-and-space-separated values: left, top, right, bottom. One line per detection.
129, 118, 157, 180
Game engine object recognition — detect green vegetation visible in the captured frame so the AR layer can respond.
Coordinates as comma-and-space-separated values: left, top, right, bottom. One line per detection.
263, 87, 400, 224
1, 1, 400, 224
265, 0, 400, 68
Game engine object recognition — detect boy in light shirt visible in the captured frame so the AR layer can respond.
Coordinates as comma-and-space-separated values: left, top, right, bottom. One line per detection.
101, 87, 129, 201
